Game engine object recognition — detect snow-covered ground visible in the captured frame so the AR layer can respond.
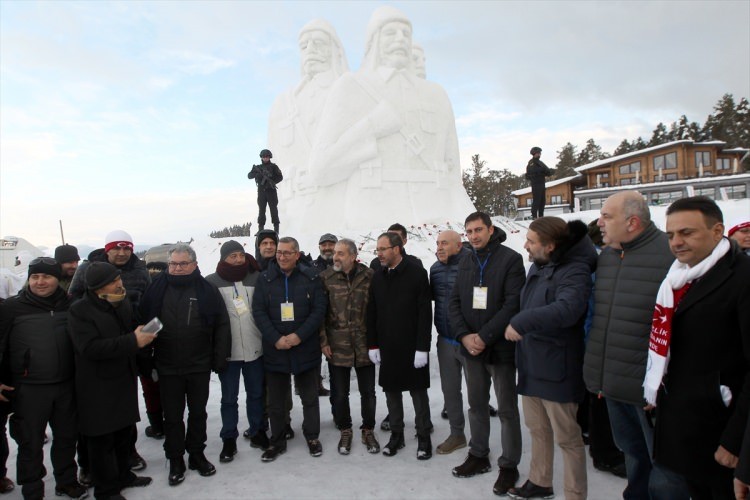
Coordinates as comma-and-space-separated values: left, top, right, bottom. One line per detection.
8, 198, 749, 499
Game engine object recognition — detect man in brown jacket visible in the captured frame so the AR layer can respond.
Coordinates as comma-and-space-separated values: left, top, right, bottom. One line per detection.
320, 239, 380, 455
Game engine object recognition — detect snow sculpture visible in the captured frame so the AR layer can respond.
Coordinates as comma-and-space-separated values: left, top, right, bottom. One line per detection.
271, 7, 475, 235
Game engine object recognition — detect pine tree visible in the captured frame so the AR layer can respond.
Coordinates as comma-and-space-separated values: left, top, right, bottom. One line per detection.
554, 142, 578, 179
613, 139, 633, 156
648, 123, 669, 147
576, 138, 606, 167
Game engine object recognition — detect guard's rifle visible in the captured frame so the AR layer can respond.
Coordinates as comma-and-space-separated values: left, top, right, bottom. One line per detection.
253, 164, 278, 190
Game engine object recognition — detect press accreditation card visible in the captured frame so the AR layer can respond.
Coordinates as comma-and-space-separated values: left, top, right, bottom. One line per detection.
281, 302, 295, 322
472, 287, 488, 310
233, 297, 249, 316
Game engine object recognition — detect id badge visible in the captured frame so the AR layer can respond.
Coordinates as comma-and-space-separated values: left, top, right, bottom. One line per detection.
233, 296, 249, 316
472, 287, 488, 310
281, 302, 295, 322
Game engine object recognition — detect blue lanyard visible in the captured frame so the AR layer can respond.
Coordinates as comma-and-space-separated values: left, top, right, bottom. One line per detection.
232, 283, 239, 299
284, 275, 289, 302
473, 250, 491, 287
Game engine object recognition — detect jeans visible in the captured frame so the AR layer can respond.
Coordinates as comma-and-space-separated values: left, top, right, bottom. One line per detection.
219, 359, 266, 439
606, 399, 689, 500
464, 358, 522, 468
329, 363, 376, 430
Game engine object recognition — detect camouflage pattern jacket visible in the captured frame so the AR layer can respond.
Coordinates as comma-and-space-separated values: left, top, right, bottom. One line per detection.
320, 263, 374, 368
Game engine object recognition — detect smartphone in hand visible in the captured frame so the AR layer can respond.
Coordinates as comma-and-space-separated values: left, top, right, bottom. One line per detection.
142, 317, 163, 336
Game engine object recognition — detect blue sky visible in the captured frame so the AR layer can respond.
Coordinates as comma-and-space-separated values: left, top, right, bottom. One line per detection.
1, 0, 748, 250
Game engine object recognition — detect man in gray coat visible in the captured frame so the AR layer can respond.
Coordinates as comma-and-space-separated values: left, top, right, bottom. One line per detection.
582, 191, 688, 499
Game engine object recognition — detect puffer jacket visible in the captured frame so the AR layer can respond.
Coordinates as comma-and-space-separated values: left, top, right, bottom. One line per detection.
511, 220, 597, 403
252, 261, 327, 375
583, 221, 674, 404
430, 245, 471, 341
320, 263, 373, 368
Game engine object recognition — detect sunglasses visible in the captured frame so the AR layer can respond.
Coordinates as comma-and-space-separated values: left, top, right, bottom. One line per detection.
29, 257, 58, 266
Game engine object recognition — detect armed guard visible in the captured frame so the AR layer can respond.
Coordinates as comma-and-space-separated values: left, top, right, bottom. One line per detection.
248, 149, 284, 233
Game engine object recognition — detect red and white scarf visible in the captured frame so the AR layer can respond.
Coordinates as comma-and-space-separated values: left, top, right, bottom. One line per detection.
643, 238, 730, 406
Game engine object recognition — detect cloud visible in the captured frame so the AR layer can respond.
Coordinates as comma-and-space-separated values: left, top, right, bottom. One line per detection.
150, 49, 236, 76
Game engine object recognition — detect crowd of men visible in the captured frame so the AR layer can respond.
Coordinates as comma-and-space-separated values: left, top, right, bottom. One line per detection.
0, 195, 748, 499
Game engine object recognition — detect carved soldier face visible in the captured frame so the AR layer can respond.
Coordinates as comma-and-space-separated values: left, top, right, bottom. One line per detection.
378, 21, 412, 69
299, 29, 332, 77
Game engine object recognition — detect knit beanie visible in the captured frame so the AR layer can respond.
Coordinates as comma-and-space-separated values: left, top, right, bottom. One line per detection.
104, 230, 134, 253
54, 244, 80, 264
85, 262, 122, 290
728, 221, 750, 238
28, 258, 62, 280
256, 230, 279, 246
220, 240, 245, 260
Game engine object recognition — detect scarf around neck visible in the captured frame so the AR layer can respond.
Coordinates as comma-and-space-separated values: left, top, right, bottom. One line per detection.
643, 237, 731, 405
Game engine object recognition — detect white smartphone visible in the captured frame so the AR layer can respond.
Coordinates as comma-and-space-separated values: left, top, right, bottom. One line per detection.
142, 317, 163, 336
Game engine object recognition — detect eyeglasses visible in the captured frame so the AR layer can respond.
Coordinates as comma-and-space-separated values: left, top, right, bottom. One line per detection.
168, 261, 194, 268
375, 246, 394, 253
276, 250, 297, 257
29, 257, 58, 266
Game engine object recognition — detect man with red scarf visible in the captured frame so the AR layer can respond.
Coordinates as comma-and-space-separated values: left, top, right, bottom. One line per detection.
646, 196, 750, 499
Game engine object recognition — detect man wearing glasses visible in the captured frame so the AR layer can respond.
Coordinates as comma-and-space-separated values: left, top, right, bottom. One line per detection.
0, 258, 86, 499
367, 232, 433, 460
139, 244, 230, 487
252, 237, 327, 462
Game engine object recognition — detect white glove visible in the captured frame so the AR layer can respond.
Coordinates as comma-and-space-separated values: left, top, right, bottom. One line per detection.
414, 351, 428, 369
368, 349, 381, 365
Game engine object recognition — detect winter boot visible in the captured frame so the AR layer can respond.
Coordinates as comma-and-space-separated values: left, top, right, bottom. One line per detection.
145, 412, 164, 439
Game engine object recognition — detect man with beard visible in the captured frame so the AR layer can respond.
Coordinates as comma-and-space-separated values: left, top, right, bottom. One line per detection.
504, 218, 596, 500
255, 230, 279, 271
54, 245, 80, 293
313, 233, 337, 271
139, 244, 230, 487
0, 258, 86, 499
320, 239, 380, 455
252, 237, 327, 461
367, 232, 432, 460
205, 241, 269, 461
68, 262, 156, 499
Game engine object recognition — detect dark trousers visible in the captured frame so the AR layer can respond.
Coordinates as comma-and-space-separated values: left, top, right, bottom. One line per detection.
531, 183, 546, 218
257, 188, 279, 226
584, 392, 623, 465
159, 371, 210, 459
9, 382, 78, 499
140, 376, 162, 414
87, 426, 135, 500
266, 368, 319, 448
685, 467, 735, 500
219, 359, 266, 439
384, 389, 431, 436
0, 403, 9, 478
329, 363, 376, 430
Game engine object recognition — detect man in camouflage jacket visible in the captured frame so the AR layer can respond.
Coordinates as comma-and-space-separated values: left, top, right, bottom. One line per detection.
320, 238, 380, 455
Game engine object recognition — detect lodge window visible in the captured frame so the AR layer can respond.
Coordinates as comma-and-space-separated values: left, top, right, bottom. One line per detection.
695, 187, 716, 199
526, 199, 532, 206
716, 158, 732, 171
725, 184, 746, 199
654, 152, 677, 171
695, 151, 711, 168
550, 195, 562, 204
619, 161, 641, 175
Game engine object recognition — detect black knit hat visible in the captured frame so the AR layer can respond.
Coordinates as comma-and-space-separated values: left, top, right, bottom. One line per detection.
54, 244, 80, 264
220, 240, 245, 260
85, 262, 121, 291
28, 257, 62, 280
256, 229, 279, 246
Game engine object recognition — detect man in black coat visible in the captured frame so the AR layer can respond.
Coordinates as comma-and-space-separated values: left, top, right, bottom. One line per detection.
248, 149, 283, 233
448, 211, 526, 496
68, 262, 156, 499
525, 146, 552, 219
0, 258, 86, 500
647, 196, 750, 498
139, 244, 231, 487
367, 232, 433, 460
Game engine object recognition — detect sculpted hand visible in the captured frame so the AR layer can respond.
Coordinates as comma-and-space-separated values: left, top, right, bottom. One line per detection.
414, 351, 428, 369
322, 346, 332, 359
368, 349, 381, 365
134, 325, 157, 348
0, 383, 14, 403
735, 477, 750, 500
504, 325, 522, 342
715, 445, 739, 469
